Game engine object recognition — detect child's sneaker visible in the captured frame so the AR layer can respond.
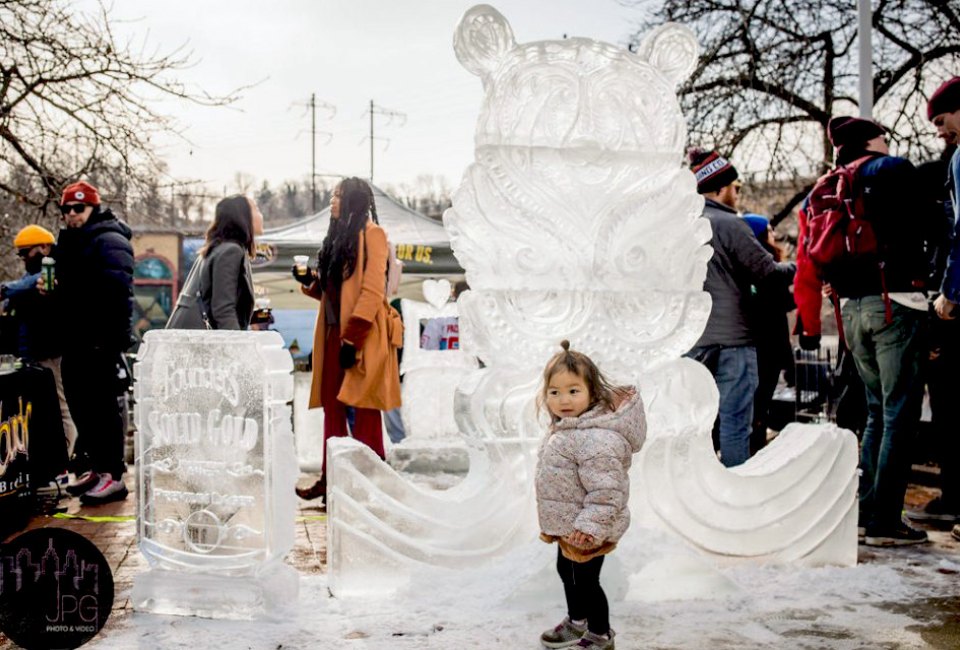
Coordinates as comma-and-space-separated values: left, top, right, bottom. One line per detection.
575, 630, 615, 649
540, 617, 587, 648
80, 474, 128, 505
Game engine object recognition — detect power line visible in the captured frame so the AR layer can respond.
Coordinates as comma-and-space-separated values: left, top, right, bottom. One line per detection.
309, 94, 335, 212
362, 100, 406, 184
292, 94, 336, 212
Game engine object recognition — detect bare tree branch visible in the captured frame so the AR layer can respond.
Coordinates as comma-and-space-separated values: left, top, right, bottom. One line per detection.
628, 0, 960, 225
0, 0, 242, 216
773, 183, 815, 225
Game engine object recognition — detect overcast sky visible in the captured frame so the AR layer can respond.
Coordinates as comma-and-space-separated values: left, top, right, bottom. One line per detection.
79, 1, 649, 195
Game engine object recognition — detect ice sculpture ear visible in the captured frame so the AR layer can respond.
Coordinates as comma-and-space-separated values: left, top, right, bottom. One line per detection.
634, 23, 699, 88
453, 4, 516, 81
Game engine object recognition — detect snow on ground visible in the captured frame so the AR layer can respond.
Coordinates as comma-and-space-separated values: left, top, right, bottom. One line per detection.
90, 527, 957, 650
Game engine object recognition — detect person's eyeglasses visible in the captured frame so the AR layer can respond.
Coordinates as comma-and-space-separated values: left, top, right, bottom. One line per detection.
59, 203, 88, 215
732, 182, 743, 193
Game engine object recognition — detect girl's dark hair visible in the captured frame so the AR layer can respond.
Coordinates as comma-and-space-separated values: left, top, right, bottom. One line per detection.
203, 195, 255, 257
539, 340, 619, 422
318, 177, 373, 287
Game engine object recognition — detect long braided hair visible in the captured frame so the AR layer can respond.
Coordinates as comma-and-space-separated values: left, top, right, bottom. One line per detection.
366, 181, 380, 225
317, 177, 373, 288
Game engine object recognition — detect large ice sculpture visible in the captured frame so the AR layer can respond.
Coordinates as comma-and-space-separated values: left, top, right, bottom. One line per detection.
132, 330, 298, 619
327, 4, 858, 596
399, 279, 478, 440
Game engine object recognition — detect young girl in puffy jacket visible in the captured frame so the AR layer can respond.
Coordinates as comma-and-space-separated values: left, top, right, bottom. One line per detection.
535, 341, 647, 650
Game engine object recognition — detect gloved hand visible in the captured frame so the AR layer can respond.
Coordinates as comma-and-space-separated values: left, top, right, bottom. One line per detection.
291, 265, 316, 287
799, 333, 821, 351
339, 343, 357, 369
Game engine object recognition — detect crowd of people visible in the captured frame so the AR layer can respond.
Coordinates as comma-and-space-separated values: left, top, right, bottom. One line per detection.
1, 181, 135, 506
686, 76, 960, 550
1, 185, 269, 509
0, 175, 405, 514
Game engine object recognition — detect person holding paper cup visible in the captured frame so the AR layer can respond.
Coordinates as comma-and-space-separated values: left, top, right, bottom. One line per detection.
292, 177, 403, 502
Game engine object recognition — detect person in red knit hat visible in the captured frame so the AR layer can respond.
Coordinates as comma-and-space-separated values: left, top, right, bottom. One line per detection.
60, 181, 101, 207
914, 77, 960, 541
794, 116, 935, 547
927, 77, 960, 320
47, 180, 134, 505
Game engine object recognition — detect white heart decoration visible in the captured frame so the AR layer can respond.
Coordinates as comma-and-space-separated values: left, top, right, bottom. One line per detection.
422, 279, 452, 309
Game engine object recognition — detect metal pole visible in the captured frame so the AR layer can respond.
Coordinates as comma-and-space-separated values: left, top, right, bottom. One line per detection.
370, 99, 375, 184
311, 93, 317, 213
858, 0, 873, 118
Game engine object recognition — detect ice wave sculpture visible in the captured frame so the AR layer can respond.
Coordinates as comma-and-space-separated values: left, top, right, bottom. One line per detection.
132, 330, 299, 619
327, 4, 858, 596
399, 279, 478, 440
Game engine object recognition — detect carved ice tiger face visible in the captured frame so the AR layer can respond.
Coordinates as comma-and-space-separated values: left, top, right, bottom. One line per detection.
454, 5, 698, 153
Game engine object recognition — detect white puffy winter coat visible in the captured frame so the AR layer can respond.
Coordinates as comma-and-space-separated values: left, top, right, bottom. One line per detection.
535, 389, 646, 544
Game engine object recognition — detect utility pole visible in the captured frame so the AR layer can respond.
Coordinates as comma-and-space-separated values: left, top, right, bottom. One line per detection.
858, 0, 873, 118
364, 100, 406, 185
302, 94, 335, 213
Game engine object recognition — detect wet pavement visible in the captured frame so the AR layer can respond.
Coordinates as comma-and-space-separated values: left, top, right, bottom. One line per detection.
0, 469, 328, 649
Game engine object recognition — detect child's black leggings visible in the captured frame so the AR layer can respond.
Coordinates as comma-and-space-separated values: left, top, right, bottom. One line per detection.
556, 547, 609, 635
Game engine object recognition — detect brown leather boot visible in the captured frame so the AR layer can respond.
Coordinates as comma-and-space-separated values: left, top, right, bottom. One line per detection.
295, 477, 326, 501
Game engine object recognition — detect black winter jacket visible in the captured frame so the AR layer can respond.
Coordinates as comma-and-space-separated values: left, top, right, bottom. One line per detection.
916, 145, 957, 289
55, 208, 134, 353
6, 271, 63, 361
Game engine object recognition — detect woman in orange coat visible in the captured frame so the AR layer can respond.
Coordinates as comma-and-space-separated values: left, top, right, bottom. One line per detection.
294, 178, 402, 500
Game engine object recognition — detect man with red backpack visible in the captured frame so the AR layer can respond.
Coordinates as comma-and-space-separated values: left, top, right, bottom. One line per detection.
795, 116, 933, 547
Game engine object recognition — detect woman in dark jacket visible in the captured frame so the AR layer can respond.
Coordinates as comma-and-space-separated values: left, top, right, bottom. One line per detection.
742, 214, 795, 455
168, 195, 263, 330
